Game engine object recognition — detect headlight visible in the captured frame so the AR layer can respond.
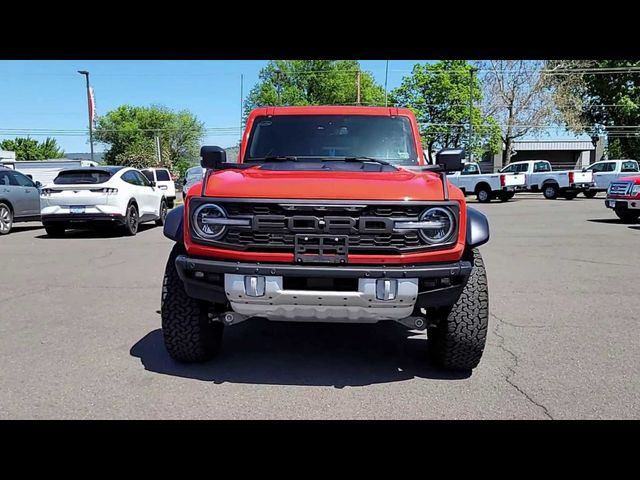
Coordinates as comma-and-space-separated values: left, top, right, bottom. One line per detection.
192, 203, 227, 240
417, 207, 455, 244
632, 184, 640, 195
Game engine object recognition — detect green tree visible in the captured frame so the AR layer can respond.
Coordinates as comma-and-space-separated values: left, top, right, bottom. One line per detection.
0, 137, 65, 160
243, 60, 385, 117
95, 105, 204, 174
546, 60, 640, 159
390, 60, 501, 162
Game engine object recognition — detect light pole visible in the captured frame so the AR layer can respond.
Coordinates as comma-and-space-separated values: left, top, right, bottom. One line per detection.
77, 70, 94, 162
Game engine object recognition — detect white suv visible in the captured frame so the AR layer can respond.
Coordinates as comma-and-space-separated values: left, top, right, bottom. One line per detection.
40, 166, 168, 236
141, 167, 176, 208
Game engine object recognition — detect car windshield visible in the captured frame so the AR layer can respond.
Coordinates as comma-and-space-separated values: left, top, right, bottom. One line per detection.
53, 169, 112, 184
245, 115, 418, 166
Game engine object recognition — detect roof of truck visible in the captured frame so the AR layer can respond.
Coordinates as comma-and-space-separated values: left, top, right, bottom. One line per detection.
250, 105, 415, 117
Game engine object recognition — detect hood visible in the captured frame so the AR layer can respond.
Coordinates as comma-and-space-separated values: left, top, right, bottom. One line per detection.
202, 166, 454, 201
619, 175, 640, 185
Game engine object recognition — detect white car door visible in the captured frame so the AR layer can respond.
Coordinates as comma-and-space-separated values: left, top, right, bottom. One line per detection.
593, 161, 617, 190
132, 170, 160, 215
457, 163, 481, 192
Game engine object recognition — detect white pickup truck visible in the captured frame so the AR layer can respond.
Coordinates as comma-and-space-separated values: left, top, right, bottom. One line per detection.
499, 160, 593, 200
445, 162, 526, 203
582, 159, 640, 198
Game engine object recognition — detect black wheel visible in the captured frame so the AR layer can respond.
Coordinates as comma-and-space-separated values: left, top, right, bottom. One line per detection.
167, 199, 175, 209
155, 199, 168, 226
563, 192, 577, 200
0, 202, 12, 235
583, 190, 598, 199
497, 191, 514, 202
44, 225, 66, 237
615, 209, 640, 223
427, 248, 489, 371
542, 183, 559, 200
161, 244, 224, 362
476, 186, 492, 203
123, 203, 139, 236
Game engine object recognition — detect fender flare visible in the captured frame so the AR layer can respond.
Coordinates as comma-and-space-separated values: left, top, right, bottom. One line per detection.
164, 205, 184, 243
466, 207, 490, 248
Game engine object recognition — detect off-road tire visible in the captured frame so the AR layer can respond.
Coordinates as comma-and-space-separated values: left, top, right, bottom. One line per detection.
583, 190, 598, 199
615, 209, 640, 223
428, 248, 489, 370
543, 183, 559, 200
155, 199, 168, 226
123, 203, 139, 236
161, 244, 224, 362
44, 225, 66, 237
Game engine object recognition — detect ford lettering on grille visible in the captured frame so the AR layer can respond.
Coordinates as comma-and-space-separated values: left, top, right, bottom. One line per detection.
252, 215, 394, 234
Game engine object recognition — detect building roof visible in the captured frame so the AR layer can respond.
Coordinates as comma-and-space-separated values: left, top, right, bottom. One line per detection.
513, 140, 595, 151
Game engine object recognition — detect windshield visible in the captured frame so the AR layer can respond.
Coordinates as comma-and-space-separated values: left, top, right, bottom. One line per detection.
245, 115, 418, 165
54, 170, 112, 184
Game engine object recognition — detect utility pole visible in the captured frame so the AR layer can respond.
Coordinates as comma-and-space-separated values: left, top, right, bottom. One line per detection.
468, 67, 476, 161
154, 134, 162, 165
356, 70, 361, 105
273, 69, 283, 104
77, 70, 94, 162
384, 60, 389, 107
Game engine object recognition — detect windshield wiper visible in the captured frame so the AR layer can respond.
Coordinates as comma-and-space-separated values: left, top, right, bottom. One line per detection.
321, 156, 394, 167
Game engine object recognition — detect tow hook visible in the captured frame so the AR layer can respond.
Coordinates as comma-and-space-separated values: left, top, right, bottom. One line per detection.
396, 316, 427, 330
214, 311, 249, 325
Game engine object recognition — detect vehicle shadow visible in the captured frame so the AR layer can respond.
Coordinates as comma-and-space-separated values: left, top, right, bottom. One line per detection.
629, 226, 640, 231
130, 319, 471, 387
587, 218, 626, 224
9, 225, 44, 233
35, 223, 157, 239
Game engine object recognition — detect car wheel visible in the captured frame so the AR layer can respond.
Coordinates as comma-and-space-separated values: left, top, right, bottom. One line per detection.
563, 192, 577, 200
615, 209, 640, 223
583, 190, 598, 199
156, 199, 168, 226
427, 248, 489, 371
543, 184, 559, 200
0, 202, 13, 235
167, 199, 175, 209
123, 203, 139, 236
45, 225, 66, 237
161, 243, 224, 362
476, 187, 492, 203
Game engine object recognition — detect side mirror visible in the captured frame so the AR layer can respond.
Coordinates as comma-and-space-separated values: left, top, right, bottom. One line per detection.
150, 180, 156, 188
35, 181, 42, 188
435, 148, 465, 172
201, 146, 226, 170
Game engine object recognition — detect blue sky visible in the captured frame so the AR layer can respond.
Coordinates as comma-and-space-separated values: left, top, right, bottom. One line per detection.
0, 60, 581, 154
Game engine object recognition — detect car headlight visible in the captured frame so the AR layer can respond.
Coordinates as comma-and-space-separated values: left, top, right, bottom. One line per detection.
192, 203, 227, 240
633, 184, 640, 195
417, 207, 455, 244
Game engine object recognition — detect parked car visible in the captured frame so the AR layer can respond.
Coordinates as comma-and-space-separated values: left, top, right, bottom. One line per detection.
582, 159, 640, 197
500, 160, 593, 199
182, 166, 205, 195
40, 166, 168, 237
141, 167, 176, 208
445, 161, 526, 202
604, 176, 640, 222
0, 167, 42, 235
161, 106, 491, 371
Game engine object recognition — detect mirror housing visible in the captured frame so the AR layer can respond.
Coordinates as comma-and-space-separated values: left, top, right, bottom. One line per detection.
150, 180, 156, 188
435, 148, 465, 172
201, 146, 227, 170
35, 181, 42, 188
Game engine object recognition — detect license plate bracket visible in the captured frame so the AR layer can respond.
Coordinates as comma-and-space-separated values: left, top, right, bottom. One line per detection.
294, 235, 348, 264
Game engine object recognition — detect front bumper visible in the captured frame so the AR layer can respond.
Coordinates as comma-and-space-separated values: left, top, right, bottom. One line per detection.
605, 198, 640, 210
175, 255, 472, 323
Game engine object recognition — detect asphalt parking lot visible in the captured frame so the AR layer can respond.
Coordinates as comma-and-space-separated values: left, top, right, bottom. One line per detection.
1, 193, 639, 419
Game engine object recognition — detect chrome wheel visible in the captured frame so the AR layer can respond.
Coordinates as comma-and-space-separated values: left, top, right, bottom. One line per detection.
0, 204, 12, 235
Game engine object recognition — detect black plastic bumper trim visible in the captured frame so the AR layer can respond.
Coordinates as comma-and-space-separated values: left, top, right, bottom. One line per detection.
42, 213, 125, 224
175, 255, 472, 279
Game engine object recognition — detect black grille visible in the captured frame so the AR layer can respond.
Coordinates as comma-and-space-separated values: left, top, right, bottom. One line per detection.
193, 200, 458, 254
